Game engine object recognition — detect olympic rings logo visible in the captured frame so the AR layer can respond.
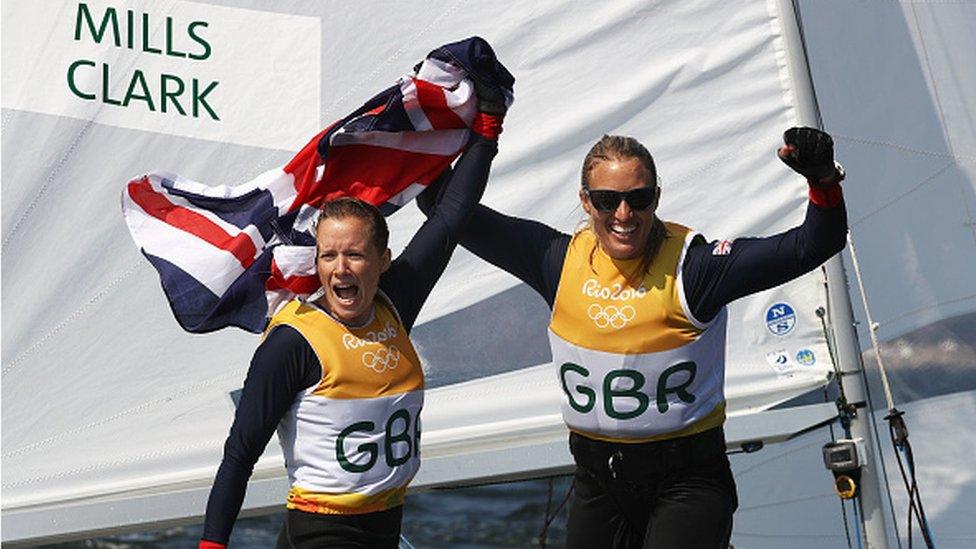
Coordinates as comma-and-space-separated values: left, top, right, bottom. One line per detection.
362, 346, 401, 373
587, 304, 636, 329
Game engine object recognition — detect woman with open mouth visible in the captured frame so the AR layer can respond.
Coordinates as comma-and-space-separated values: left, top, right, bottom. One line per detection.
198, 102, 508, 548
420, 126, 848, 548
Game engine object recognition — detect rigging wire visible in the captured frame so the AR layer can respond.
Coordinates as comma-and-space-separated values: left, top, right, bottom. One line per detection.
852, 498, 865, 549
794, 0, 911, 530
817, 305, 854, 437
847, 234, 936, 548
819, 269, 902, 546
839, 287, 905, 549
538, 476, 575, 548
819, 303, 871, 549
889, 411, 937, 549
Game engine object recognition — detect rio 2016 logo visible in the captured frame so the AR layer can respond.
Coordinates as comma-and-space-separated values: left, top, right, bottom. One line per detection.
343, 322, 397, 350
581, 279, 647, 301
587, 304, 636, 329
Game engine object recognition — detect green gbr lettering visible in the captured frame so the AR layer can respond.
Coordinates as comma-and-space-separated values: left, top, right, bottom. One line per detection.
336, 421, 378, 473
75, 3, 121, 46
656, 361, 697, 413
559, 362, 595, 413
603, 370, 649, 420
384, 409, 413, 467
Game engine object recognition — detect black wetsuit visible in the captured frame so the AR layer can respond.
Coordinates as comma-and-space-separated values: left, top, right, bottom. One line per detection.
420, 181, 847, 548
200, 136, 498, 548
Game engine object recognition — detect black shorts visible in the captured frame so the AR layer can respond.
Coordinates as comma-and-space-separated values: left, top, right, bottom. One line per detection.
566, 427, 738, 549
275, 506, 402, 549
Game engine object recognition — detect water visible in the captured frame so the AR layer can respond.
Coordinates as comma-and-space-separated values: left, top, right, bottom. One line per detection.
45, 477, 573, 548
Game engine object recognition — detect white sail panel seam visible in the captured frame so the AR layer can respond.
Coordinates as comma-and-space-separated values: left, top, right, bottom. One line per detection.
850, 160, 955, 227
318, 0, 466, 116
1, 261, 142, 378
1, 442, 210, 491
1, 367, 247, 459
0, 0, 181, 251
835, 134, 976, 162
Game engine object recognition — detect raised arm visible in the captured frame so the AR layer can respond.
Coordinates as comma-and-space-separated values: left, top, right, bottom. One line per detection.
682, 127, 848, 323
435, 201, 571, 308
200, 327, 319, 547
379, 134, 498, 330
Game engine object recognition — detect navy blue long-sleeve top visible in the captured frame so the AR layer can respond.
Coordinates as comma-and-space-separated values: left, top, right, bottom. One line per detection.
426, 183, 847, 323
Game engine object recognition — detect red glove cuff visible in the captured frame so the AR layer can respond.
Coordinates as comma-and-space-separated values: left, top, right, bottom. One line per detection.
199, 540, 226, 549
808, 180, 844, 208
471, 112, 504, 140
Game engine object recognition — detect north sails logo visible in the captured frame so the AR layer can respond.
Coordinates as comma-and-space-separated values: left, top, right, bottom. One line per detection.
362, 346, 401, 373
342, 322, 397, 350
587, 304, 636, 329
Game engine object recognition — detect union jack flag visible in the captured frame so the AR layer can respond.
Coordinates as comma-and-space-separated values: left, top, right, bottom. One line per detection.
122, 37, 514, 333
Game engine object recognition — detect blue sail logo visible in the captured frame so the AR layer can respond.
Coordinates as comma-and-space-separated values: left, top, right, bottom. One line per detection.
765, 302, 796, 336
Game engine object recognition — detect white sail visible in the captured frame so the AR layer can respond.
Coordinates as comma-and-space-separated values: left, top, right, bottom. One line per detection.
2, 0, 973, 546
727, 1, 976, 547
795, 0, 976, 343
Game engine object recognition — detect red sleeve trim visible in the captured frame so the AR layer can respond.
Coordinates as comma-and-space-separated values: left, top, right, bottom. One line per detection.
471, 112, 504, 140
808, 181, 844, 208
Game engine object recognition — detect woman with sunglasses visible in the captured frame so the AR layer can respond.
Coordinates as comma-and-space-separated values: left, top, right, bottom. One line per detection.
419, 127, 847, 548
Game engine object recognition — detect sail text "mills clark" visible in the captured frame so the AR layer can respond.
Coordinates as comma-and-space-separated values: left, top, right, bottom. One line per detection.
67, 2, 220, 121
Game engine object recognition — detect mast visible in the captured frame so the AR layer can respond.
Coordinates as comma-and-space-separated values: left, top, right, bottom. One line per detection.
773, 1, 896, 547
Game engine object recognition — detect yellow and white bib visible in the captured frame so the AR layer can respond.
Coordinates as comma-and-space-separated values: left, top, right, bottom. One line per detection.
268, 294, 424, 515
549, 224, 727, 443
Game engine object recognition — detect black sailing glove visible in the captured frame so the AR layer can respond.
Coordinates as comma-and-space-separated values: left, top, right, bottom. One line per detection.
778, 126, 839, 181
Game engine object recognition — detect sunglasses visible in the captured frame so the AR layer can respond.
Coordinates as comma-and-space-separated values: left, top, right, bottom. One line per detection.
584, 187, 657, 212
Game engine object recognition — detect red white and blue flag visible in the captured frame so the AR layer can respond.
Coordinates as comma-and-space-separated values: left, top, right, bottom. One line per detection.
122, 37, 513, 333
